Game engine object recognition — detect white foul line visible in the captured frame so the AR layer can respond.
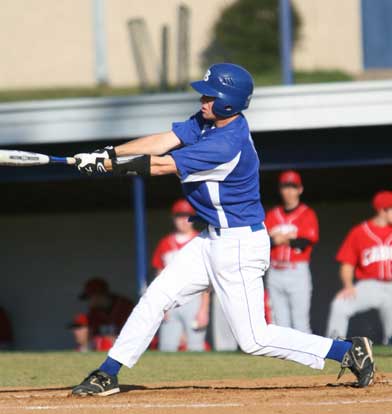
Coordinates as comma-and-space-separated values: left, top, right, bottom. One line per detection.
3, 398, 392, 411
0, 402, 243, 411
272, 398, 392, 407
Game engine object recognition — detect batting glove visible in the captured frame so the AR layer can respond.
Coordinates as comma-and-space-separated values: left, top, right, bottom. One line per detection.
74, 146, 116, 175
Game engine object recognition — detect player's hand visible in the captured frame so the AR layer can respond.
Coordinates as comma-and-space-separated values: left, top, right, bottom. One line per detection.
286, 231, 297, 240
74, 146, 115, 175
272, 233, 290, 245
336, 286, 356, 300
194, 309, 209, 330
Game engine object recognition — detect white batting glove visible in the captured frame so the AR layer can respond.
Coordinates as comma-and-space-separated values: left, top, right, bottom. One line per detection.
74, 146, 115, 175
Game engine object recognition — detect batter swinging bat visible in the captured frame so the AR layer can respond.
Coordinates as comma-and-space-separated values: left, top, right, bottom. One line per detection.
0, 150, 75, 167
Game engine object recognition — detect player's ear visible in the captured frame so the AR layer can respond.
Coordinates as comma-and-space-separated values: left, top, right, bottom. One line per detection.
299, 186, 304, 195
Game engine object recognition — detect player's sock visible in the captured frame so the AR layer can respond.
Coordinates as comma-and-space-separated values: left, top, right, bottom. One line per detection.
325, 340, 352, 363
99, 356, 122, 376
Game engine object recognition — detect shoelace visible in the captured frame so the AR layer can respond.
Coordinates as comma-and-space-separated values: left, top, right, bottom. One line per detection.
337, 353, 352, 380
85, 371, 111, 387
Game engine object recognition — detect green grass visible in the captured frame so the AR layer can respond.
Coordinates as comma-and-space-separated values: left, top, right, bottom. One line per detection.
0, 347, 390, 388
0, 71, 352, 103
0, 85, 142, 103
253, 70, 352, 86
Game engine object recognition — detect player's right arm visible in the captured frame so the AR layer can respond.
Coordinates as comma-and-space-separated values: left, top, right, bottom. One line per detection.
74, 112, 204, 174
336, 263, 356, 299
115, 110, 206, 156
115, 131, 181, 157
335, 227, 359, 299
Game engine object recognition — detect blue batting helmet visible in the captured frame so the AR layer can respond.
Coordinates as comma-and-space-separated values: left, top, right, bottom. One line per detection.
190, 63, 254, 117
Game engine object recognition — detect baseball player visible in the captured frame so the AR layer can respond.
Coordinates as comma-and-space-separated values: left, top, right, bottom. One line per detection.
152, 199, 209, 352
327, 191, 392, 343
265, 171, 318, 333
71, 63, 374, 396
212, 281, 272, 351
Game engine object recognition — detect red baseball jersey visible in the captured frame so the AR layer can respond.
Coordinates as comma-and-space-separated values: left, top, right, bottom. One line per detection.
152, 231, 198, 271
336, 220, 392, 281
265, 204, 319, 265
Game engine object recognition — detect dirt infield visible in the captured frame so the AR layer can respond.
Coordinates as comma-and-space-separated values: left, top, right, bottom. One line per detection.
1, 373, 392, 414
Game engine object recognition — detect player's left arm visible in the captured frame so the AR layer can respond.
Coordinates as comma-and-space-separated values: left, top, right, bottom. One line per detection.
105, 155, 178, 176
150, 155, 178, 176
288, 208, 319, 250
74, 132, 181, 174
195, 290, 210, 329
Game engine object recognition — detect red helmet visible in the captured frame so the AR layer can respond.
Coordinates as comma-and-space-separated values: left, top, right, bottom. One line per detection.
279, 170, 302, 187
171, 199, 195, 216
372, 191, 392, 211
67, 313, 89, 329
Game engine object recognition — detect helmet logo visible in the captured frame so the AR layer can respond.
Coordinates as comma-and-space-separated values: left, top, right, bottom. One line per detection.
203, 69, 211, 82
219, 75, 234, 86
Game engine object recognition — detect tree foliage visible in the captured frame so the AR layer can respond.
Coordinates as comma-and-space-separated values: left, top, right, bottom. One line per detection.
203, 0, 301, 73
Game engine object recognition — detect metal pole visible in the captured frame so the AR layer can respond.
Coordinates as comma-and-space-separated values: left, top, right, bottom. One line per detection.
177, 4, 191, 89
92, 0, 109, 85
132, 176, 148, 296
127, 19, 149, 91
160, 25, 169, 91
279, 0, 293, 85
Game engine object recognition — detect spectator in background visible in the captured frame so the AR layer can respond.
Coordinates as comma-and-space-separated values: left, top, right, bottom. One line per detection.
79, 278, 134, 349
327, 191, 392, 343
266, 171, 319, 333
0, 306, 13, 350
152, 199, 210, 352
68, 313, 91, 352
68, 313, 114, 352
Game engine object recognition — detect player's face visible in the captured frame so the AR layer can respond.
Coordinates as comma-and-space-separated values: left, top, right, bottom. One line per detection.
279, 185, 303, 205
200, 95, 216, 120
384, 207, 392, 225
73, 326, 89, 346
88, 293, 110, 310
173, 214, 193, 233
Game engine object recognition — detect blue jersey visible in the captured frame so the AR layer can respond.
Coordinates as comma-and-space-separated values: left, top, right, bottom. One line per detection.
170, 111, 265, 228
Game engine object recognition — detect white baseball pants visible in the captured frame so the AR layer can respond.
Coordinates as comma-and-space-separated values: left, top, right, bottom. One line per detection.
212, 292, 238, 351
109, 226, 332, 369
159, 295, 206, 352
268, 263, 313, 333
327, 279, 392, 343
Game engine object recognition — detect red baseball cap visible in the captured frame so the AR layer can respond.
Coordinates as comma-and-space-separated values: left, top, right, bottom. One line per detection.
67, 313, 89, 329
171, 199, 195, 216
79, 278, 109, 300
279, 170, 302, 187
372, 191, 392, 211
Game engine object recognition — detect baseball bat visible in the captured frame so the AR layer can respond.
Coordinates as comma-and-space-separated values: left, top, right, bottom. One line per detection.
0, 150, 75, 167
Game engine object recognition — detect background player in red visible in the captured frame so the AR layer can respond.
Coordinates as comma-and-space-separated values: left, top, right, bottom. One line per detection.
79, 278, 134, 348
152, 199, 210, 351
266, 170, 319, 333
67, 313, 91, 352
327, 191, 392, 343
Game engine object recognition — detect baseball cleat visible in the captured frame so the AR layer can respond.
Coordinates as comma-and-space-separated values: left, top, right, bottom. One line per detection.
338, 337, 375, 387
71, 369, 120, 397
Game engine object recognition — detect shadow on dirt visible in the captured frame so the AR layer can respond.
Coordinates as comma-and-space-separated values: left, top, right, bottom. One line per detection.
0, 381, 363, 396
119, 381, 359, 393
